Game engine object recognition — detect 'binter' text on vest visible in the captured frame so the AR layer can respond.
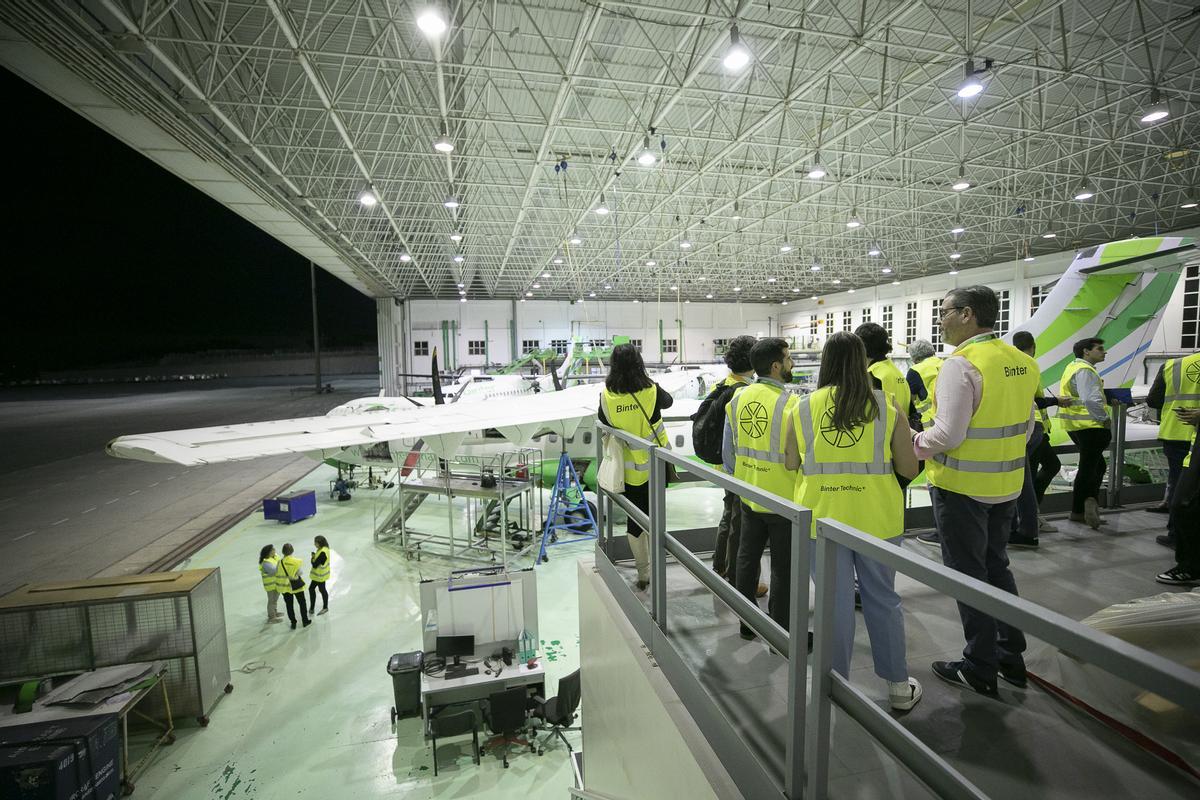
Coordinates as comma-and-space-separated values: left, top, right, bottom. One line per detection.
1004, 365, 1029, 377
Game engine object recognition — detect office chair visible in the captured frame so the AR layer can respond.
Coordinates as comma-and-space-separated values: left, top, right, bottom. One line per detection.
530, 668, 581, 755
483, 687, 534, 768
428, 709, 479, 776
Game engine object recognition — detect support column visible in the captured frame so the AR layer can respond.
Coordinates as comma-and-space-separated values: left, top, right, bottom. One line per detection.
510, 299, 519, 364
376, 297, 404, 396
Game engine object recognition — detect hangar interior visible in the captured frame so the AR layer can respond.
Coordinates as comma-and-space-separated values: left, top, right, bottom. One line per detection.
1, 1, 1199, 799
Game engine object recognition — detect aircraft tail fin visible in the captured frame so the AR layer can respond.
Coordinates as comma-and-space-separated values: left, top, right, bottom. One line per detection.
432, 348, 445, 405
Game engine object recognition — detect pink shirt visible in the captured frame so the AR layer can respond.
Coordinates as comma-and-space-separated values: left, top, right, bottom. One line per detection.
913, 334, 1035, 504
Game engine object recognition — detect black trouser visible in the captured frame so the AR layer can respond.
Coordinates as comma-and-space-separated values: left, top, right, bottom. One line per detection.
713, 490, 741, 579
1170, 438, 1200, 571
1067, 428, 1111, 514
1030, 428, 1062, 504
735, 507, 792, 637
283, 591, 310, 625
930, 487, 1025, 681
622, 481, 650, 537
309, 581, 328, 611
1161, 439, 1190, 538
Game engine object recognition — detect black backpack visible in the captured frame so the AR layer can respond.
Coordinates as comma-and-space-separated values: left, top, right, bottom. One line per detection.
691, 382, 740, 465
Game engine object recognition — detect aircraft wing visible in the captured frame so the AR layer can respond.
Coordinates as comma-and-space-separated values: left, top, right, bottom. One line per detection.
107, 385, 603, 466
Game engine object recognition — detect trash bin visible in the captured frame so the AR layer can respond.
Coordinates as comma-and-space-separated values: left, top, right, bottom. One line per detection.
388, 650, 424, 723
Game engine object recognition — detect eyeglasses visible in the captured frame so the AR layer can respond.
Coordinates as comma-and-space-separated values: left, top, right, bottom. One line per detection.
938, 306, 966, 322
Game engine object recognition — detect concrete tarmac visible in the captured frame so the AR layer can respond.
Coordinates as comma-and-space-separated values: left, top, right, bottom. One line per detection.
0, 376, 378, 597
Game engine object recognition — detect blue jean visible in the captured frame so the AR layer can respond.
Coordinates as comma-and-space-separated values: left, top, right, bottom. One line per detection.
1010, 424, 1045, 538
810, 539, 909, 682
930, 486, 1026, 681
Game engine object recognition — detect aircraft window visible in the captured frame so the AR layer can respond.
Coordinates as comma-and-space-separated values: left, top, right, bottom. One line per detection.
549, 434, 558, 443
675, 435, 685, 448
566, 436, 575, 444
583, 432, 592, 445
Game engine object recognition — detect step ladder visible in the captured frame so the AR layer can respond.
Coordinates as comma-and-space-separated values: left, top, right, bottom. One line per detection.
375, 491, 429, 540
537, 452, 597, 564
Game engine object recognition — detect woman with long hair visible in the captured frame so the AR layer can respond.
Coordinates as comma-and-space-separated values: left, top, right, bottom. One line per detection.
786, 332, 923, 711
278, 542, 311, 629
258, 544, 282, 624
309, 535, 331, 615
597, 343, 673, 590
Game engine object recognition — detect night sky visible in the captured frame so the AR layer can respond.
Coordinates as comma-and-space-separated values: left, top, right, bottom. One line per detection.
0, 67, 375, 379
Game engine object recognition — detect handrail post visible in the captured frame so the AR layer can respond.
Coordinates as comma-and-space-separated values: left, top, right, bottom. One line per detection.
785, 507, 811, 799
805, 525, 838, 800
649, 447, 667, 632
595, 423, 607, 556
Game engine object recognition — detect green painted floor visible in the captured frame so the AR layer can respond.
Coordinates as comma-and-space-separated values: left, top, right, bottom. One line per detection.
135, 463, 729, 799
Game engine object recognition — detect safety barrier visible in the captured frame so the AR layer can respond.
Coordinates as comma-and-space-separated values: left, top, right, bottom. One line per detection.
592, 413, 1198, 800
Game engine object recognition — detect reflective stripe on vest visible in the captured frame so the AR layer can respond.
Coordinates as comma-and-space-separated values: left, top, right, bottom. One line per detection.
925, 337, 1039, 499
1058, 359, 1107, 432
1161, 354, 1200, 442
913, 357, 943, 426
601, 385, 666, 487
260, 556, 278, 592
793, 387, 902, 539
727, 381, 798, 513
310, 546, 331, 583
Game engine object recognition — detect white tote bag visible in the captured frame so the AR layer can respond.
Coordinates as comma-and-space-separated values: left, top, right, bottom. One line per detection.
598, 432, 626, 494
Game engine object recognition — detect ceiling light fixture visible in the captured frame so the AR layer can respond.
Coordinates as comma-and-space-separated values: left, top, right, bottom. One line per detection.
1024, 255, 1035, 262
532, 283, 540, 289
452, 254, 464, 263
670, 285, 679, 291
1041, 227, 1057, 239
780, 242, 793, 253
732, 201, 742, 220
449, 231, 463, 241
892, 280, 901, 285
358, 188, 377, 207
433, 134, 454, 153
792, 288, 800, 293
807, 159, 827, 180
706, 293, 714, 299
551, 252, 563, 264
956, 59, 986, 98
443, 195, 459, 209
416, 7, 448, 37
782, 300, 789, 305
767, 277, 777, 283
1074, 181, 1095, 201
951, 165, 971, 192
846, 212, 863, 229
811, 295, 818, 300
948, 269, 959, 275
604, 284, 612, 290
723, 24, 750, 72
589, 292, 597, 297
456, 282, 464, 288
881, 266, 892, 274
1182, 199, 1198, 209
868, 244, 881, 256
525, 291, 533, 297
594, 193, 609, 215
399, 251, 411, 262
950, 219, 966, 235
734, 287, 742, 292
810, 261, 822, 272
569, 231, 583, 245
679, 239, 692, 249
832, 278, 842, 284
1139, 88, 1169, 124
645, 260, 657, 267
637, 135, 657, 167
949, 250, 962, 260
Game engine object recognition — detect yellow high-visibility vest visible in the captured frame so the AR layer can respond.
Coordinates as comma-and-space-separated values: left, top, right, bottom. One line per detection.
926, 336, 1039, 499
278, 555, 305, 594
1160, 353, 1200, 442
912, 356, 943, 426
1037, 389, 1054, 433
868, 359, 912, 423
260, 556, 279, 593
601, 385, 667, 487
726, 380, 799, 513
310, 547, 331, 583
792, 387, 902, 539
1058, 359, 1108, 432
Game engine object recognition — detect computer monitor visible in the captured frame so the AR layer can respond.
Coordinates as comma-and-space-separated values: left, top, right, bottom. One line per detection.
436, 634, 475, 667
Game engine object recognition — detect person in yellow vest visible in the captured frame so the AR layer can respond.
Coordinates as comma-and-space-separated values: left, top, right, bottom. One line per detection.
278, 542, 311, 629
1157, 407, 1200, 586
905, 340, 942, 431
707, 335, 766, 597
597, 343, 674, 591
258, 544, 282, 624
855, 324, 913, 489
1007, 331, 1071, 547
913, 286, 1039, 697
722, 338, 805, 643
1146, 351, 1200, 548
1058, 337, 1110, 529
309, 535, 331, 615
785, 332, 923, 711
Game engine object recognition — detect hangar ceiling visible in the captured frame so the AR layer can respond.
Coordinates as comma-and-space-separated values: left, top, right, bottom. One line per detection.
3, 0, 1199, 302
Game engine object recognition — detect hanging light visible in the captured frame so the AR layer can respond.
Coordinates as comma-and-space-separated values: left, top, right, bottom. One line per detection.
868, 244, 882, 256
845, 212, 863, 229
589, 291, 597, 297
1041, 227, 1057, 239
734, 287, 742, 292
780, 242, 793, 253
670, 285, 679, 291
637, 135, 657, 167
456, 282, 464, 288
807, 159, 827, 180
399, 251, 411, 262
767, 277, 777, 283
706, 293, 714, 299
458, 289, 466, 295
951, 165, 971, 192
633, 299, 640, 304
892, 280, 901, 285
881, 266, 893, 274
449, 231, 463, 241
525, 291, 533, 297
723, 24, 750, 72
760, 294, 767, 299
645, 259, 657, 267
551, 252, 564, 265
1182, 198, 1199, 209
532, 283, 541, 289
358, 188, 377, 207
443, 195, 459, 208
433, 134, 454, 153
1024, 254, 1036, 262
949, 250, 962, 260
1139, 89, 1170, 124
957, 59, 984, 98
810, 260, 822, 272
848, 288, 856, 294
782, 300, 789, 306
792, 288, 800, 293
732, 201, 742, 220
604, 284, 612, 290
594, 194, 609, 215
679, 239, 692, 249
416, 7, 448, 37
452, 254, 464, 263
948, 269, 959, 275
542, 271, 552, 278
569, 231, 583, 245
950, 218, 966, 235
1074, 181, 1095, 201
459, 297, 467, 303
832, 278, 842, 284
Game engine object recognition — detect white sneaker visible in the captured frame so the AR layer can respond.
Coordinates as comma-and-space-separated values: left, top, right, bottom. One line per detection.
317, 608, 329, 615
1038, 516, 1058, 533
888, 677, 923, 711
1084, 497, 1101, 529
267, 617, 282, 624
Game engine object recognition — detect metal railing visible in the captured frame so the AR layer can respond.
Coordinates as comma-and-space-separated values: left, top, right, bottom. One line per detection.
592, 413, 1198, 800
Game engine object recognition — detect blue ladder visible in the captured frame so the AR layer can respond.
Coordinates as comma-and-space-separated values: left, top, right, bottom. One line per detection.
537, 451, 597, 563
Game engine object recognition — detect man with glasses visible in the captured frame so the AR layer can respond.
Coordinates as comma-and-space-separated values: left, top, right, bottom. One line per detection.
1058, 338, 1110, 529
913, 287, 1040, 697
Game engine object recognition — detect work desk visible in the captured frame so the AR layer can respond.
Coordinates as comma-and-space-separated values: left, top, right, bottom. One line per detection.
420, 660, 545, 729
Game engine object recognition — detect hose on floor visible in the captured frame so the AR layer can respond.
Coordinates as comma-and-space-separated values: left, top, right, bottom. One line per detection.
234, 660, 273, 674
